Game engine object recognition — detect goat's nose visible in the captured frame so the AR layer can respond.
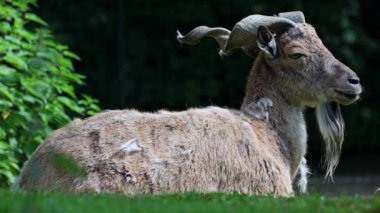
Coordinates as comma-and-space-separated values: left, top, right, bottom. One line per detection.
347, 76, 360, 85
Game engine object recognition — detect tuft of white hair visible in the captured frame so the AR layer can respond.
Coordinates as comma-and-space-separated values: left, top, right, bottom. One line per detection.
297, 157, 310, 194
316, 102, 344, 181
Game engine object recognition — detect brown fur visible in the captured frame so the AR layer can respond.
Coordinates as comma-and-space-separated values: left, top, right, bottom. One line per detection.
15, 23, 361, 196
16, 108, 292, 195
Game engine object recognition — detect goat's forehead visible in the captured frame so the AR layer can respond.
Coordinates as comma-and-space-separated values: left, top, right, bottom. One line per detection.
279, 24, 323, 48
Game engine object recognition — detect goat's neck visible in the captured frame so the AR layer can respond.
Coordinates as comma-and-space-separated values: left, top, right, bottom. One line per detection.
241, 56, 307, 178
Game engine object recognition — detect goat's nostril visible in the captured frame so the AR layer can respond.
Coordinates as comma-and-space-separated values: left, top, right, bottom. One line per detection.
348, 77, 360, 85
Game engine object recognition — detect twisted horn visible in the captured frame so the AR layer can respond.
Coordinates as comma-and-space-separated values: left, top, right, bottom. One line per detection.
177, 11, 306, 58
223, 15, 295, 57
177, 26, 230, 50
278, 11, 306, 24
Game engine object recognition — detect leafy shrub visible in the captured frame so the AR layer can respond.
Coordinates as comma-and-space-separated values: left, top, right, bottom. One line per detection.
0, 0, 100, 187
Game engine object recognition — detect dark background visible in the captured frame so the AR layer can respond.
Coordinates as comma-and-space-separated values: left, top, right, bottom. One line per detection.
35, 0, 379, 178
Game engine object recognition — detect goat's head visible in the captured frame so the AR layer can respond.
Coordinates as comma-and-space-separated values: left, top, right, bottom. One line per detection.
177, 11, 362, 179
257, 24, 362, 107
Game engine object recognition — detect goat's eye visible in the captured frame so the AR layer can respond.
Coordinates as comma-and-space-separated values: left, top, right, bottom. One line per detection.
289, 53, 306, 59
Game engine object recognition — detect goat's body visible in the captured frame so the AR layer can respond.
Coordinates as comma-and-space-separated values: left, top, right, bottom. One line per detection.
15, 12, 362, 196
16, 107, 293, 195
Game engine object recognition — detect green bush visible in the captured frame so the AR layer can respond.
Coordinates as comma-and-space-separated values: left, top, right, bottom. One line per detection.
0, 0, 100, 187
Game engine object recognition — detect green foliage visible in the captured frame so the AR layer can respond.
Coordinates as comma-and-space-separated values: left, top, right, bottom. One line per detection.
51, 154, 87, 178
0, 0, 100, 187
0, 191, 379, 212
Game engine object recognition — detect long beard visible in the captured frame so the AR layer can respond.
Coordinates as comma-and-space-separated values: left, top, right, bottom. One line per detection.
315, 102, 345, 180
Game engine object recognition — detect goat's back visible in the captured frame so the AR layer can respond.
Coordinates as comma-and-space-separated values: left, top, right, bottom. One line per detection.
15, 107, 293, 195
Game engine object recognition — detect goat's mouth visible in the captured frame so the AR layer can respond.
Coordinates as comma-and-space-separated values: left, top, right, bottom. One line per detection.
334, 89, 360, 105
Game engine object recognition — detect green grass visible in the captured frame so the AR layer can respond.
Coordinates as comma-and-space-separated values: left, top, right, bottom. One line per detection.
0, 191, 379, 213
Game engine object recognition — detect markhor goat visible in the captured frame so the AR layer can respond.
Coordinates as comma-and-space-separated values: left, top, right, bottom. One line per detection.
14, 11, 362, 196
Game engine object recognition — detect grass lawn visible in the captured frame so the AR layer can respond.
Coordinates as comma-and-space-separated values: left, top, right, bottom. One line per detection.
0, 191, 379, 213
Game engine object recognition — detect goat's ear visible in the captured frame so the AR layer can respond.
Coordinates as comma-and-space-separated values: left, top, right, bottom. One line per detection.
257, 26, 277, 58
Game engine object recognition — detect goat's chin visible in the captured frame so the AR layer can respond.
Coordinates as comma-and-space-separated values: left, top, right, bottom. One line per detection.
315, 102, 345, 180
333, 89, 361, 105
333, 95, 360, 106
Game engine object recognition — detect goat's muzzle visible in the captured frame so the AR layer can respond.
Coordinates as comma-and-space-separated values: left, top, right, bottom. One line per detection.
332, 69, 362, 105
